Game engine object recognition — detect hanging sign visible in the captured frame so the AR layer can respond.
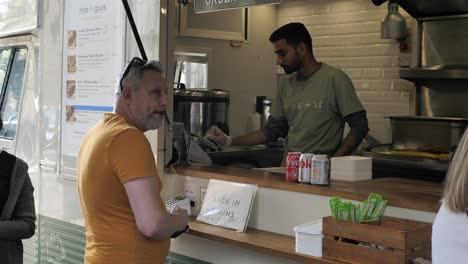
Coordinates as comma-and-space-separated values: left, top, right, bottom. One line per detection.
194, 0, 280, 13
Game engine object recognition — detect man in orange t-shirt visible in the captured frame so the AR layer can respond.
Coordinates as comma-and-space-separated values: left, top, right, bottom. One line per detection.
77, 58, 189, 264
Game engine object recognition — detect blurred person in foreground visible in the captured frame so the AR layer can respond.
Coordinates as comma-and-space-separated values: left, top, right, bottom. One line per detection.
77, 58, 188, 264
432, 127, 468, 263
0, 115, 36, 264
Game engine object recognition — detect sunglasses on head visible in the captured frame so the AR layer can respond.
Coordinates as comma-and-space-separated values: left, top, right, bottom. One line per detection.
119, 57, 162, 91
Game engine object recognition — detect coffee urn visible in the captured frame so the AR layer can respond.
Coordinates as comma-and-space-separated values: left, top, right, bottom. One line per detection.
173, 88, 230, 137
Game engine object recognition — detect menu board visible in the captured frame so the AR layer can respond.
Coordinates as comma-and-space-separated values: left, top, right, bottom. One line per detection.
61, 0, 124, 158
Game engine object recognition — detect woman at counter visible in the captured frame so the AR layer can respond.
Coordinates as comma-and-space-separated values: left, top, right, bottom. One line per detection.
432, 127, 468, 263
0, 115, 36, 264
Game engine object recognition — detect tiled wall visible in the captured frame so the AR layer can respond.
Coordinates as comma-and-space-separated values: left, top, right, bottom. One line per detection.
279, 0, 416, 143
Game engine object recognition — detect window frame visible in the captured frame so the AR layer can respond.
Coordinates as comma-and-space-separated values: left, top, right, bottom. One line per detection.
0, 45, 29, 146
174, 49, 211, 89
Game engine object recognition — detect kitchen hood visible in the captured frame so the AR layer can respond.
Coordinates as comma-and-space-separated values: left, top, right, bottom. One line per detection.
372, 0, 468, 18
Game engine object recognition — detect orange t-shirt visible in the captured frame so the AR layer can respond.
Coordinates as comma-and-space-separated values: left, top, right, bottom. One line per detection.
77, 113, 170, 264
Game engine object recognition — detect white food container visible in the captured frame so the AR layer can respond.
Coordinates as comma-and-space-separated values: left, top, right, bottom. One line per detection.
331, 156, 372, 171
293, 219, 324, 257
331, 169, 372, 181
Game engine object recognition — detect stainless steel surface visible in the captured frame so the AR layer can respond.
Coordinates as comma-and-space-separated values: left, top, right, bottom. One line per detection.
372, 0, 468, 18
174, 89, 229, 137
401, 19, 468, 80
422, 19, 468, 67
363, 149, 448, 172
253, 167, 285, 174
260, 99, 272, 129
406, 16, 468, 118
389, 116, 468, 152
399, 0, 468, 18
174, 88, 229, 98
207, 145, 283, 168
420, 13, 468, 21
420, 86, 468, 117
381, 2, 407, 39
400, 65, 468, 80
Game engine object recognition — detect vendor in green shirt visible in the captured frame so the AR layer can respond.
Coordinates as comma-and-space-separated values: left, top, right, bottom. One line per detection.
206, 22, 369, 158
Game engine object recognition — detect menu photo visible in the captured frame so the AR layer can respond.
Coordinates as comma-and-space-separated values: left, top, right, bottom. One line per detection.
66, 80, 76, 99
65, 105, 77, 123
68, 30, 77, 48
67, 55, 77, 73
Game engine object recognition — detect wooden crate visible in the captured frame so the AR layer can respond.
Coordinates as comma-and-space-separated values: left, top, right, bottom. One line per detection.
322, 216, 431, 264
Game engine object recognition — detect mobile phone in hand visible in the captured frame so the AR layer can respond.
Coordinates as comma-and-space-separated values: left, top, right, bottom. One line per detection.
171, 225, 189, 238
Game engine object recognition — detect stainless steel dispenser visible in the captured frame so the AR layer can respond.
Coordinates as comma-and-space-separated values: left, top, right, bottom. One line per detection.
173, 89, 229, 137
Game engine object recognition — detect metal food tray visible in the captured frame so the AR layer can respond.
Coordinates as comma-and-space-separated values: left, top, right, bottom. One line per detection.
388, 116, 468, 153
363, 147, 449, 172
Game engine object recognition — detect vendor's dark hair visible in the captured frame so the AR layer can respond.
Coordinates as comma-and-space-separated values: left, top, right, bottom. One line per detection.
269, 22, 312, 53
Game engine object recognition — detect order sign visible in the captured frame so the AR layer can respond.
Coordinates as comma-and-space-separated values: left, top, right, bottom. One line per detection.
194, 0, 279, 13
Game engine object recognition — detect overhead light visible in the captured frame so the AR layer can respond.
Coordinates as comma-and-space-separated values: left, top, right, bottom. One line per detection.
381, 1, 407, 39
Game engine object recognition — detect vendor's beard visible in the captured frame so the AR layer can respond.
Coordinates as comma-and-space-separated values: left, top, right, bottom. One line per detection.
282, 61, 303, 74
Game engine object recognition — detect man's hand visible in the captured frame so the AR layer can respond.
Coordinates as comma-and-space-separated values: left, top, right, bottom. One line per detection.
205, 126, 232, 146
170, 207, 189, 231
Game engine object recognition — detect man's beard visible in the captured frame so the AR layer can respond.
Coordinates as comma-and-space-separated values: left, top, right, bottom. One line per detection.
144, 111, 164, 130
281, 61, 303, 74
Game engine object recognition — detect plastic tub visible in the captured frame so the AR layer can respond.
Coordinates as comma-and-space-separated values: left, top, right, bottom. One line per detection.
331, 170, 372, 181
331, 156, 372, 171
293, 219, 324, 257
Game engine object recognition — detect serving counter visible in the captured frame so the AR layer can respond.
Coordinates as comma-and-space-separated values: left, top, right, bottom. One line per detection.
166, 164, 442, 263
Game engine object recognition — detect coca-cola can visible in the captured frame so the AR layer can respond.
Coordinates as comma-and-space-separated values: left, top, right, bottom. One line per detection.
298, 153, 313, 183
311, 154, 329, 185
285, 152, 301, 182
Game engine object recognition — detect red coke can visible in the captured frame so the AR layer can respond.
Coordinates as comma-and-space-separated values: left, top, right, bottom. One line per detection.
286, 152, 301, 182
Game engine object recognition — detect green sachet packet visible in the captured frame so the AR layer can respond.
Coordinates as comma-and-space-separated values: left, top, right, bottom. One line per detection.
359, 201, 368, 221
350, 204, 357, 222
338, 203, 348, 221
368, 193, 383, 202
355, 205, 361, 222
343, 202, 352, 221
371, 199, 388, 220
329, 196, 341, 219
344, 202, 355, 221
362, 193, 382, 221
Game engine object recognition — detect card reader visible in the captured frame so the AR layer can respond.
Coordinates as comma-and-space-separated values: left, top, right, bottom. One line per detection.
165, 196, 192, 216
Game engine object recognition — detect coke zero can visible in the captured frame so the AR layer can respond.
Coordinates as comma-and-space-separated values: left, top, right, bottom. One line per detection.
298, 153, 313, 183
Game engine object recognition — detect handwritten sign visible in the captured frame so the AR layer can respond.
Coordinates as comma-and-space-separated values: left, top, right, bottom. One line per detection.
196, 179, 257, 232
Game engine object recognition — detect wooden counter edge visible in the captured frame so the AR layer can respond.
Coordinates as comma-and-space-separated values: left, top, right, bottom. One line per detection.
186, 217, 345, 264
166, 166, 442, 213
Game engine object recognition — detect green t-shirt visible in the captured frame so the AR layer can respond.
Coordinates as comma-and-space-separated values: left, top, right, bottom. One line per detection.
270, 63, 364, 156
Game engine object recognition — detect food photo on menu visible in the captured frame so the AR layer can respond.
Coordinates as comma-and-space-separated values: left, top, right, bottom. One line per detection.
67, 55, 77, 73
66, 80, 76, 99
68, 30, 77, 48
65, 105, 77, 123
